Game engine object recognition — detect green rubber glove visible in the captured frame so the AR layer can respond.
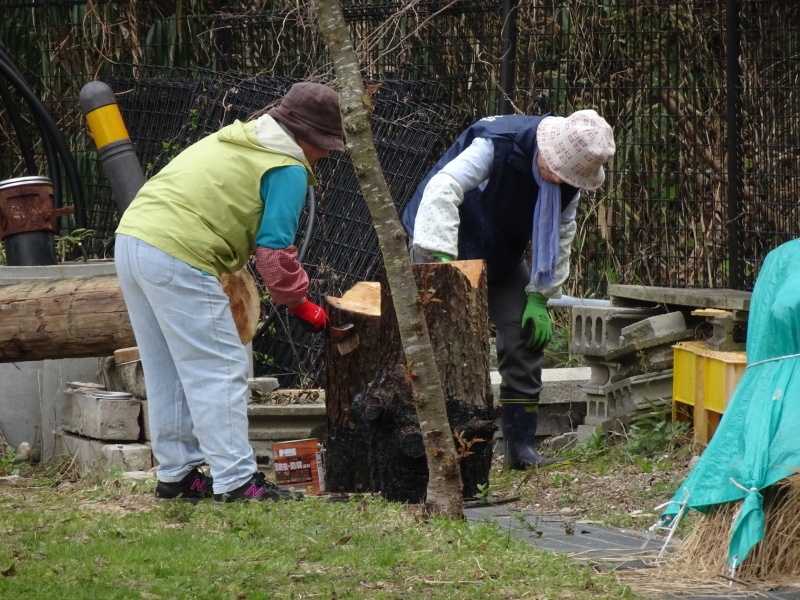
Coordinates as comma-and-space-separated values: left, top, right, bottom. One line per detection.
431, 251, 455, 262
520, 292, 552, 351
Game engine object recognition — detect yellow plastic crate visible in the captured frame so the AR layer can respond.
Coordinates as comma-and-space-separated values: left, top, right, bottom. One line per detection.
672, 341, 747, 448
672, 342, 701, 407
673, 341, 747, 412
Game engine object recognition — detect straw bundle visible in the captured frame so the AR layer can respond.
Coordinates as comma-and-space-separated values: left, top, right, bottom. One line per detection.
616, 474, 800, 596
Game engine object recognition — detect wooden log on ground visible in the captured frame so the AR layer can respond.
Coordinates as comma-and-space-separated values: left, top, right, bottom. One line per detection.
0, 274, 135, 362
324, 260, 497, 503
0, 269, 259, 362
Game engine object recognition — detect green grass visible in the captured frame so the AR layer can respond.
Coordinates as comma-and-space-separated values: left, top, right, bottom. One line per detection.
0, 474, 639, 600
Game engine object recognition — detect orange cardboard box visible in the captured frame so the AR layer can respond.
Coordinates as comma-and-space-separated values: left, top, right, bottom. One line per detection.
272, 438, 325, 494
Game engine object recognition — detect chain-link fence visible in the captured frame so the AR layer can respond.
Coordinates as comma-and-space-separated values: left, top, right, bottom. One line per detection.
1, 0, 798, 386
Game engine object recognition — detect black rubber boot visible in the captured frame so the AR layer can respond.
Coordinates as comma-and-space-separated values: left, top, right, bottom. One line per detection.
500, 401, 566, 469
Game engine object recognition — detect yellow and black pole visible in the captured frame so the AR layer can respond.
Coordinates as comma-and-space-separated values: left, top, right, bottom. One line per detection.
79, 81, 145, 214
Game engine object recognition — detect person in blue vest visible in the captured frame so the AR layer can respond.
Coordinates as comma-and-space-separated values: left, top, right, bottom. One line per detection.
402, 111, 615, 469
115, 82, 343, 502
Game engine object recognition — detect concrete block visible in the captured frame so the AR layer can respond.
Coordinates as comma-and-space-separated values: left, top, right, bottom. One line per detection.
583, 370, 673, 425
536, 408, 584, 437
541, 367, 591, 405
576, 423, 601, 442
62, 387, 142, 441
98, 356, 147, 399
541, 431, 579, 451
141, 400, 150, 441
490, 368, 589, 438
606, 369, 673, 411
580, 359, 621, 392
608, 284, 751, 312
0, 475, 25, 487
570, 305, 660, 357
584, 395, 613, 426
55, 430, 153, 475
604, 312, 693, 362
620, 311, 687, 345
608, 345, 675, 383
121, 470, 156, 483
248, 377, 280, 402
490, 367, 591, 404
102, 443, 153, 472
700, 309, 748, 352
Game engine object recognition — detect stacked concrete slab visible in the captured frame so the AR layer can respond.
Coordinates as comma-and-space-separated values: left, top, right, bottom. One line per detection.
570, 305, 694, 433
56, 382, 153, 475
56, 352, 327, 476
490, 367, 590, 440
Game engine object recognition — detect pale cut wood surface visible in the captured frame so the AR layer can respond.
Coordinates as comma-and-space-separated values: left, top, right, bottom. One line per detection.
326, 261, 484, 317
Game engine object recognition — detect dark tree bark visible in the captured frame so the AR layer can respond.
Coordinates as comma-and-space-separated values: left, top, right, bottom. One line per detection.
324, 262, 496, 503
323, 282, 382, 494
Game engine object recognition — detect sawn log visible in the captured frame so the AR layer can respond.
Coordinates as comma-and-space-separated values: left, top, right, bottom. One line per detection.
0, 268, 260, 362
323, 260, 497, 503
0, 274, 135, 362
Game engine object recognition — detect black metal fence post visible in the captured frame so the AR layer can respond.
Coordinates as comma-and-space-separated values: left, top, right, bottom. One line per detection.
726, 0, 744, 289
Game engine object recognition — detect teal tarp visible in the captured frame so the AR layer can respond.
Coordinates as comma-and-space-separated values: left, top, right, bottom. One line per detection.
662, 238, 800, 568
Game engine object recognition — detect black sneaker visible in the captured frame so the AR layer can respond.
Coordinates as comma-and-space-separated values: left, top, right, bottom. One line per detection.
214, 472, 304, 503
155, 467, 213, 504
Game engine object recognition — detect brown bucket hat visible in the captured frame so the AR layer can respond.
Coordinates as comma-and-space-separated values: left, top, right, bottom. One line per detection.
268, 82, 345, 152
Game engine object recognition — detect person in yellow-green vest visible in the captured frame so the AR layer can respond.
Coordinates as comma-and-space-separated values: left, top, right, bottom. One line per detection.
115, 82, 343, 503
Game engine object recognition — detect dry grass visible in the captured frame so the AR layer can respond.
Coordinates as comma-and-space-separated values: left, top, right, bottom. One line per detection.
616, 475, 800, 597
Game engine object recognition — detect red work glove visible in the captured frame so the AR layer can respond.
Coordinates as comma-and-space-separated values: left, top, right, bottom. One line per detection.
288, 299, 330, 333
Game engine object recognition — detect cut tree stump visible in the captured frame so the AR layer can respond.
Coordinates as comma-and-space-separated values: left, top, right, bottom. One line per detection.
324, 260, 496, 503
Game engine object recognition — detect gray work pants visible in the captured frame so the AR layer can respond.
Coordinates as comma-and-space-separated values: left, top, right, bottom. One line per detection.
409, 246, 543, 401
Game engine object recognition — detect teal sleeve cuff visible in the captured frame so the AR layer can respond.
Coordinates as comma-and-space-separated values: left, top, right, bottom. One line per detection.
255, 166, 309, 249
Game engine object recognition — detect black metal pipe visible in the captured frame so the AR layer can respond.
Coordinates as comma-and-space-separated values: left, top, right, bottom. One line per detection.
0, 53, 63, 211
0, 78, 37, 175
0, 50, 85, 228
726, 0, 743, 289
3, 231, 57, 266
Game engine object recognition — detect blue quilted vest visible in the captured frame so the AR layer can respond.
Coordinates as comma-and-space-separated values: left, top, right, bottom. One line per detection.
402, 114, 578, 280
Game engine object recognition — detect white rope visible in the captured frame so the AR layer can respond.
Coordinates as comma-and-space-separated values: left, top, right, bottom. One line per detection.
746, 352, 800, 369
729, 477, 758, 493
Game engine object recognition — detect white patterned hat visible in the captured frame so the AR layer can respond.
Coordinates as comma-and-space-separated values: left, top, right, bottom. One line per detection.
536, 110, 615, 190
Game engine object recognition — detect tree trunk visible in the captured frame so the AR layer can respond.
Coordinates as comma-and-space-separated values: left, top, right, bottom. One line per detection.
0, 274, 135, 362
324, 261, 496, 503
314, 0, 465, 518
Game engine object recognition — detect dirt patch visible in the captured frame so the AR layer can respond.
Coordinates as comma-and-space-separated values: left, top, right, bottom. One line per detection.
485, 451, 696, 532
